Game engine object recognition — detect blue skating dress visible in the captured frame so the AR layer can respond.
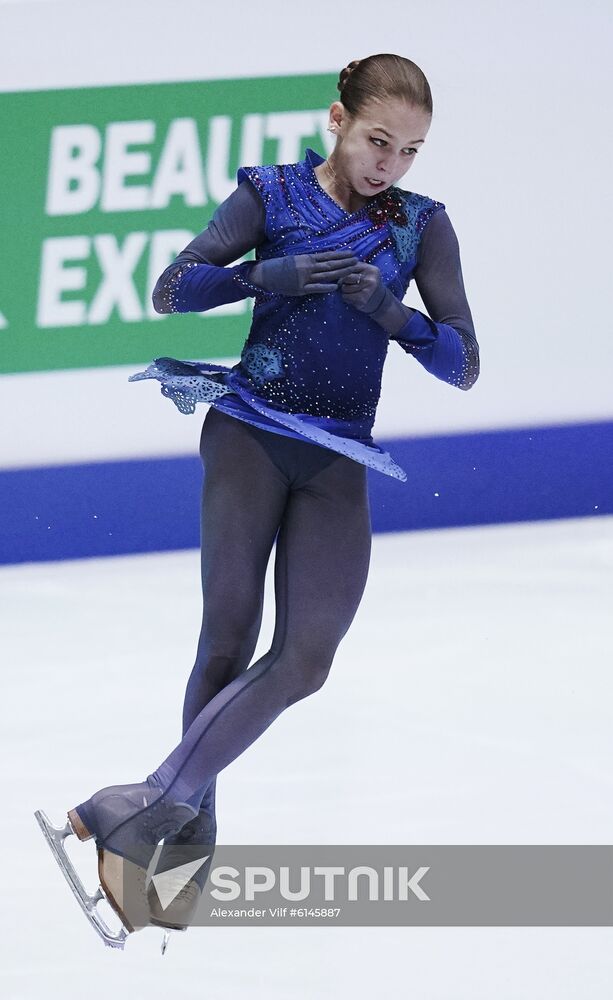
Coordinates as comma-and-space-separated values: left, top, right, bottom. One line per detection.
129, 147, 456, 483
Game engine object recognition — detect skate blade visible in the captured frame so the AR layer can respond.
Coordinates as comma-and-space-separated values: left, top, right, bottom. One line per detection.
34, 808, 129, 950
159, 925, 187, 956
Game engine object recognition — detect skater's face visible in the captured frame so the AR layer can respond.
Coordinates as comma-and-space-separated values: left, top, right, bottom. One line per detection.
327, 97, 431, 198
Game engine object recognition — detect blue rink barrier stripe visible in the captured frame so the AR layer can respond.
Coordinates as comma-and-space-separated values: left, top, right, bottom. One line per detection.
1, 420, 611, 565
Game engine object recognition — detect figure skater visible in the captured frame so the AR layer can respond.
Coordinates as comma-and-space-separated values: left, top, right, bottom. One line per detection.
35, 52, 479, 950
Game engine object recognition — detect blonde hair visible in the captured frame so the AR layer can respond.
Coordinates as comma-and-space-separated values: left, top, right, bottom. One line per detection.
337, 54, 433, 118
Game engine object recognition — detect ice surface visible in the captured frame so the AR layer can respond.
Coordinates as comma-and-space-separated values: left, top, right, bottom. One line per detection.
2, 516, 612, 996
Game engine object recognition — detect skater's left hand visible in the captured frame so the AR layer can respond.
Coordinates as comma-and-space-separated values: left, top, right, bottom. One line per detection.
338, 261, 387, 315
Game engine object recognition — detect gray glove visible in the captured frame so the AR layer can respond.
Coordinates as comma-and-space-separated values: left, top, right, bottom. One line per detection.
247, 250, 359, 296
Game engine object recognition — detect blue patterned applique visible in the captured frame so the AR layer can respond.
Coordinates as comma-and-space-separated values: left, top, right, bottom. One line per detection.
388, 192, 446, 263
128, 357, 233, 415
240, 343, 285, 386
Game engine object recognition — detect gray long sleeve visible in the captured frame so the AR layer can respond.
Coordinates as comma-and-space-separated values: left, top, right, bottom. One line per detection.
367, 209, 480, 389
151, 179, 267, 313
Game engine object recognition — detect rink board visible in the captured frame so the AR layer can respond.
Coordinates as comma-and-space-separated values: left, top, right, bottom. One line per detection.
1, 420, 611, 564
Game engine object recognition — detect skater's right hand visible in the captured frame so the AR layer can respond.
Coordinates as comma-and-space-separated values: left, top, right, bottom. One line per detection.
246, 250, 359, 296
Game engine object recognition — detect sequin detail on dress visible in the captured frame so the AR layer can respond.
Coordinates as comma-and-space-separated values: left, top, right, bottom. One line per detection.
152, 262, 200, 313
364, 187, 408, 228
129, 148, 460, 484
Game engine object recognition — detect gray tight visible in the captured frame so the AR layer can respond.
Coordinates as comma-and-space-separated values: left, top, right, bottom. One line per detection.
148, 405, 372, 810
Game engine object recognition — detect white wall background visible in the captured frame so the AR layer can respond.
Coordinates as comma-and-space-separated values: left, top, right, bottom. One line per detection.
1, 0, 611, 468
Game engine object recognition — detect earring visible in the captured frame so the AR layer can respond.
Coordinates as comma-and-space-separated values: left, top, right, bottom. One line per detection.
327, 126, 336, 133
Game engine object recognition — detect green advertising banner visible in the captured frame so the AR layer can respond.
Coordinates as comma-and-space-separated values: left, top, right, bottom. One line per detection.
1, 74, 334, 374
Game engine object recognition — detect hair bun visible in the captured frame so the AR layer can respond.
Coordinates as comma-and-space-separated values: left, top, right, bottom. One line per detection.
337, 59, 362, 93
